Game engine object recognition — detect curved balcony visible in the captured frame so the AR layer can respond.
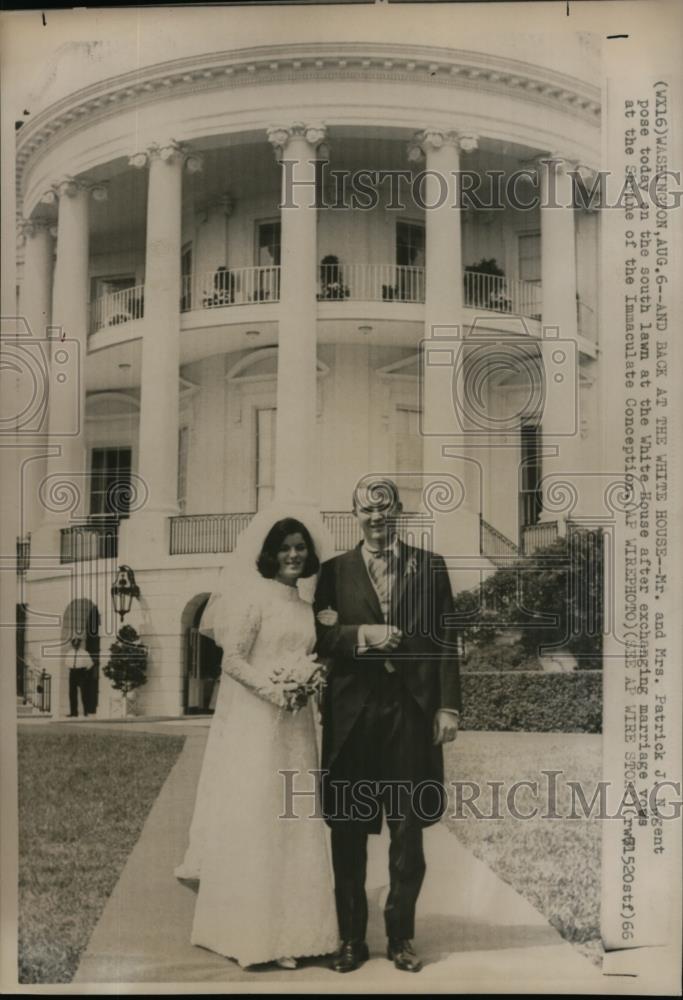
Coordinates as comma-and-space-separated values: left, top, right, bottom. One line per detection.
87, 266, 543, 339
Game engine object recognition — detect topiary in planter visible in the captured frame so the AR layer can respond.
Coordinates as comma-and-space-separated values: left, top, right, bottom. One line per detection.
103, 624, 148, 714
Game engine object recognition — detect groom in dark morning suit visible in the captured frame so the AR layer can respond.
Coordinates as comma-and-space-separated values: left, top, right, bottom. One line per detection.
314, 476, 461, 973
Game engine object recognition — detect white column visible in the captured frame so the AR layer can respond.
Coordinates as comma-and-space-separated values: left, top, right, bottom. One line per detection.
124, 141, 188, 556
18, 218, 54, 536
267, 123, 326, 505
411, 128, 481, 575
19, 218, 53, 339
40, 179, 91, 533
538, 155, 581, 528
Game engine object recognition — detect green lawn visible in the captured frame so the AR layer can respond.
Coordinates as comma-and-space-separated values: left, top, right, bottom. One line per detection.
18, 728, 185, 984
443, 732, 603, 965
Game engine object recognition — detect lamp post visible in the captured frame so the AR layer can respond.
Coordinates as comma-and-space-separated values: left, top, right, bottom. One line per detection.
111, 565, 140, 622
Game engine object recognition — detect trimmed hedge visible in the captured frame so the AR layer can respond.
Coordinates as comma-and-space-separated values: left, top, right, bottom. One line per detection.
462, 643, 540, 673
460, 671, 602, 733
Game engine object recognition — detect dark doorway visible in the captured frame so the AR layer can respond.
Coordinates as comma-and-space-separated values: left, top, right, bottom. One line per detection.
16, 603, 27, 697
519, 422, 543, 533
184, 597, 223, 714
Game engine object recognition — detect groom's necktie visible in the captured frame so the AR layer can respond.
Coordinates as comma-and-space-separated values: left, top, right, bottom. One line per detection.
366, 548, 394, 621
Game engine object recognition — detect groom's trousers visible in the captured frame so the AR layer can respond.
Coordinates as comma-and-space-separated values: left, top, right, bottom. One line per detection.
327, 667, 431, 942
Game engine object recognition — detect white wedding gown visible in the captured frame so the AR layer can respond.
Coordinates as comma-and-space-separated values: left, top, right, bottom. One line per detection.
176, 576, 339, 967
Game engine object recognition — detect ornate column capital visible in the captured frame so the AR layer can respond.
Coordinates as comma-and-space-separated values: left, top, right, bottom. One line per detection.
129, 140, 203, 173
17, 216, 53, 243
56, 177, 86, 199
40, 177, 108, 204
573, 162, 602, 212
407, 128, 479, 162
267, 122, 327, 160
524, 152, 580, 177
525, 153, 582, 209
40, 177, 85, 203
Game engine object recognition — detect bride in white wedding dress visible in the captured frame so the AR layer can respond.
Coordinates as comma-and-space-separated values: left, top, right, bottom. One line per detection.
174, 507, 339, 969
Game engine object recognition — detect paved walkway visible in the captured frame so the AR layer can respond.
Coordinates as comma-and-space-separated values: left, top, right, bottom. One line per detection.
73, 724, 605, 991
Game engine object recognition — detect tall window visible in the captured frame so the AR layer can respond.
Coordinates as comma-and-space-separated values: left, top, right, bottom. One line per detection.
89, 447, 132, 518
519, 423, 542, 528
395, 406, 423, 511
177, 426, 189, 513
255, 407, 276, 510
396, 221, 425, 267
256, 221, 281, 267
395, 223, 426, 301
518, 232, 541, 283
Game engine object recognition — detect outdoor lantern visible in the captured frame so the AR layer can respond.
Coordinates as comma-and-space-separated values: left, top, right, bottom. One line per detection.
111, 564, 140, 621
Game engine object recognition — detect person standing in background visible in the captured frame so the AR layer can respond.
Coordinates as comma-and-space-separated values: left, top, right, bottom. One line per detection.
68, 636, 94, 718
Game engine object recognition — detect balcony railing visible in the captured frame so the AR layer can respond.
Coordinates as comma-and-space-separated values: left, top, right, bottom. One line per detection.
86, 268, 543, 331
321, 512, 363, 551
464, 272, 542, 320
170, 512, 255, 555
169, 511, 421, 556
181, 266, 281, 311
90, 285, 144, 334
321, 512, 425, 551
521, 520, 559, 555
318, 264, 425, 303
479, 515, 519, 567
60, 518, 119, 564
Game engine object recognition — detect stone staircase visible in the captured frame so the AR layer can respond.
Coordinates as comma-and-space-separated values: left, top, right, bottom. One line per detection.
16, 695, 52, 721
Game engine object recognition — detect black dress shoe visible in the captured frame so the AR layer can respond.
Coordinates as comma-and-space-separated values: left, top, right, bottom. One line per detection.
387, 938, 423, 972
330, 940, 369, 973
67, 713, 78, 718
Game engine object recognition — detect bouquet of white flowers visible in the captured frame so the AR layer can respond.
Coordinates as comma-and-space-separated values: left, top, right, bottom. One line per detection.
262, 652, 327, 713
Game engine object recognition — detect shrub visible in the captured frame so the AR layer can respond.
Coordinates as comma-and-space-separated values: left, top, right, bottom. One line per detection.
462, 642, 538, 673
460, 672, 602, 733
454, 528, 604, 665
103, 624, 148, 706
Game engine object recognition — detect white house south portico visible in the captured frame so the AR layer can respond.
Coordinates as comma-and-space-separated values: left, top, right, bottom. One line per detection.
16, 37, 603, 719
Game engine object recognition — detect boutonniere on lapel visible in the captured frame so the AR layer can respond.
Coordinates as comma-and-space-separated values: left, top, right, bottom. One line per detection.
316, 606, 339, 626
403, 556, 418, 579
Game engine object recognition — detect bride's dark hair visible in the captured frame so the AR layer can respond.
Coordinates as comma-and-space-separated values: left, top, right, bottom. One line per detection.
256, 518, 320, 579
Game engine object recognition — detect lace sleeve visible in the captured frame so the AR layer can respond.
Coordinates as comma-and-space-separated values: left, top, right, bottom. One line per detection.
215, 597, 281, 706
